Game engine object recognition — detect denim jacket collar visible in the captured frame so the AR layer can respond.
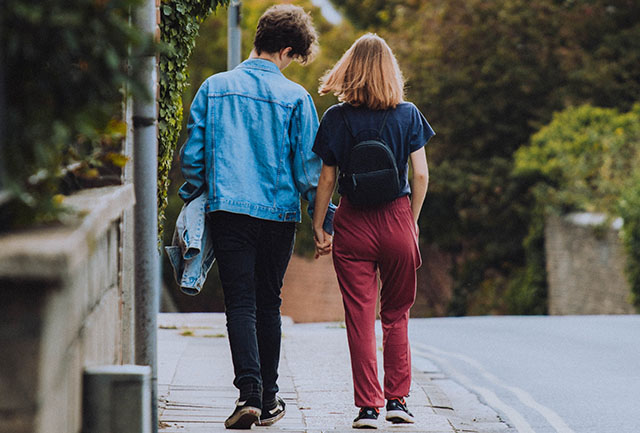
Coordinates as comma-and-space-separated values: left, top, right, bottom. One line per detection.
237, 58, 283, 75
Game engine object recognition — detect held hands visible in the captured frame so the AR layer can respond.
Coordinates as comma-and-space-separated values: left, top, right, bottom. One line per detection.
313, 227, 333, 259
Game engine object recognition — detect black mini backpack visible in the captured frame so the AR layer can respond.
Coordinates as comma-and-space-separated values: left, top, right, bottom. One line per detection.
337, 106, 401, 207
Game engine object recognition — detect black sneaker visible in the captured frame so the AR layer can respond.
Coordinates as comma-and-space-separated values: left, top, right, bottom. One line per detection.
385, 398, 415, 424
257, 396, 286, 426
352, 407, 379, 429
224, 397, 261, 429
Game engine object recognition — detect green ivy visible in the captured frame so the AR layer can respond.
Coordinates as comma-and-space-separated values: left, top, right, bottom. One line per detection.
157, 0, 229, 238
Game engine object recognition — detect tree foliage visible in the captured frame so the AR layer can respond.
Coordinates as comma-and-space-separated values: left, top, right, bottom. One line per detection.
332, 0, 640, 314
182, 0, 356, 116
327, 0, 409, 29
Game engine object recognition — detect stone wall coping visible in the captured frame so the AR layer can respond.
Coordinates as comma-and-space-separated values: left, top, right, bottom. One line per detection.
565, 212, 623, 230
84, 364, 151, 379
0, 184, 135, 281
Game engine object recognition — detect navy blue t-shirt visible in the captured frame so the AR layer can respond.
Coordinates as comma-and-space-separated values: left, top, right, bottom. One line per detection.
312, 102, 435, 197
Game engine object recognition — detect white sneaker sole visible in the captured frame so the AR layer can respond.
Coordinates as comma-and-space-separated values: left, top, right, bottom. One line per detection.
257, 408, 285, 426
224, 406, 261, 429
352, 418, 378, 429
386, 410, 415, 424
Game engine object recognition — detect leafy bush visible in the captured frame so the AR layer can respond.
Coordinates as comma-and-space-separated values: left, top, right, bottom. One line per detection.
515, 104, 640, 309
1, 0, 151, 229
618, 180, 640, 307
515, 105, 640, 213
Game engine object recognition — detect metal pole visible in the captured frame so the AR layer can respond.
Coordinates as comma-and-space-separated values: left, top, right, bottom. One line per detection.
227, 0, 242, 70
0, 9, 7, 203
133, 1, 159, 432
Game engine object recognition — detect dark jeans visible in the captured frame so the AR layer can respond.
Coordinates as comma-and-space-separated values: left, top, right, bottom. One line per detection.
208, 211, 295, 403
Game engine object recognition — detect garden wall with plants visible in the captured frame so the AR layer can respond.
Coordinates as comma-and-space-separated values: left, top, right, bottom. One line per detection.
0, 1, 156, 431
1, 0, 150, 229
515, 104, 640, 312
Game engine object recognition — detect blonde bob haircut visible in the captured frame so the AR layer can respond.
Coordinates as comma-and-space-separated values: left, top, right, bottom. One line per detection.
319, 33, 405, 110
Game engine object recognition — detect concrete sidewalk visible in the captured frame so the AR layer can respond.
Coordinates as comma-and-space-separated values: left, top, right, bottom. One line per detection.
158, 313, 502, 432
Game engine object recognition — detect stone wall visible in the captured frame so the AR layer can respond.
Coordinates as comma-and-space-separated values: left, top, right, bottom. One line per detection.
0, 185, 136, 433
545, 213, 636, 315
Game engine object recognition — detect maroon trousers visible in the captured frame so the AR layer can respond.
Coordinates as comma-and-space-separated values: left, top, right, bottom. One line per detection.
332, 196, 422, 408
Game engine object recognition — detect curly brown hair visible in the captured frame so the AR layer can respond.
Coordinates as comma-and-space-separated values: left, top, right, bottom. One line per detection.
253, 4, 318, 65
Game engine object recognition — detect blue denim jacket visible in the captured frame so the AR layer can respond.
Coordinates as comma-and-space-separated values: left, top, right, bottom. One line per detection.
165, 193, 215, 295
179, 58, 335, 232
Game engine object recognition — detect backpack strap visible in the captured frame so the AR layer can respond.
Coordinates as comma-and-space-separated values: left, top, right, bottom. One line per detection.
339, 104, 355, 139
377, 109, 390, 138
340, 104, 390, 139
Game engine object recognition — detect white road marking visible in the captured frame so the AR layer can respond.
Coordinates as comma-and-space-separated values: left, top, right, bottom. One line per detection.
413, 343, 577, 433
412, 347, 537, 433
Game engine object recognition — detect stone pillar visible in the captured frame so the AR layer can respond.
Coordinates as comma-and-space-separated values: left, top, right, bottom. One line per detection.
82, 365, 151, 433
545, 213, 635, 315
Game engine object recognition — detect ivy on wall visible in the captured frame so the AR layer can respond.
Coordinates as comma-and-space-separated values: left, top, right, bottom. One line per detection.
158, 0, 229, 237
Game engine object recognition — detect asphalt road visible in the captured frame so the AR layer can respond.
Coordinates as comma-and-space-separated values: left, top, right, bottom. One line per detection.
408, 315, 640, 433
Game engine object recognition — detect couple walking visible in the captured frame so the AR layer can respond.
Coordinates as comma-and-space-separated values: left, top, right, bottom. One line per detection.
178, 4, 434, 430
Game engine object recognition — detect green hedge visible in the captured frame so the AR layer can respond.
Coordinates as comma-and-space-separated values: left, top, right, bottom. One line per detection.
515, 104, 640, 309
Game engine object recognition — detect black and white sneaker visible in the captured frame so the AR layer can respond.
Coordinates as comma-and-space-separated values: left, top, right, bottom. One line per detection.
385, 398, 415, 424
257, 396, 286, 426
224, 397, 261, 429
352, 407, 379, 429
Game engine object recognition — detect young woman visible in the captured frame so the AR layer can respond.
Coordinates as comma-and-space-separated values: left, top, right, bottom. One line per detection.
311, 33, 434, 429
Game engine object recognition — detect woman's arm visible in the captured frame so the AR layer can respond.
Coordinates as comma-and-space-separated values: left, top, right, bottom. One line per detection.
312, 163, 337, 258
409, 147, 429, 227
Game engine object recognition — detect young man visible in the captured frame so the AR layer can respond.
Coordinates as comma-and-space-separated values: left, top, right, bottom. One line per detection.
178, 4, 334, 430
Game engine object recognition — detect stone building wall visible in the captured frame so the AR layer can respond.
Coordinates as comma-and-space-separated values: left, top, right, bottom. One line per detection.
545, 213, 636, 315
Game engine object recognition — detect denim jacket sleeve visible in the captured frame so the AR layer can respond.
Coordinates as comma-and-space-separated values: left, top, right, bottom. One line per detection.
290, 94, 336, 234
178, 80, 208, 203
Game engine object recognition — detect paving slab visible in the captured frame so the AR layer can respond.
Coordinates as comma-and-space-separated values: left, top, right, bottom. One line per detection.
158, 313, 503, 432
